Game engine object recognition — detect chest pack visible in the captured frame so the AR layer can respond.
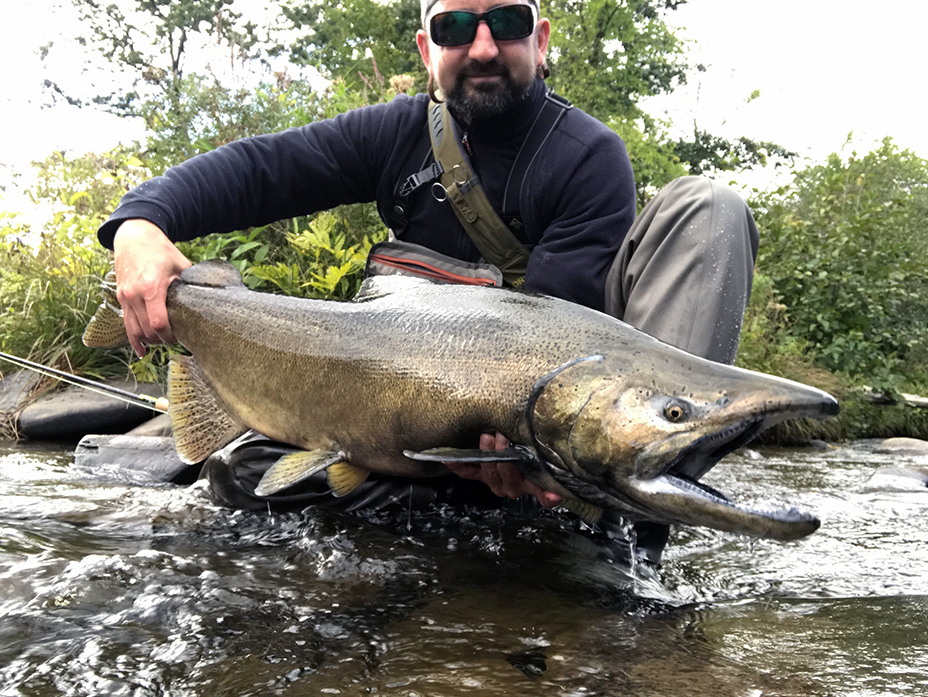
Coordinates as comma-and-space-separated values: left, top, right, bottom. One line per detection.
385, 91, 572, 287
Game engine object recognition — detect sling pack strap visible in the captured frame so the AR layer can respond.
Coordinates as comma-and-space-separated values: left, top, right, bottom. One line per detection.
502, 90, 572, 218
428, 100, 531, 287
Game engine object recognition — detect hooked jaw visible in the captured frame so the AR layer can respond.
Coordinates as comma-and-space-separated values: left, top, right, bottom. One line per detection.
544, 415, 820, 541
550, 377, 839, 541
625, 474, 821, 541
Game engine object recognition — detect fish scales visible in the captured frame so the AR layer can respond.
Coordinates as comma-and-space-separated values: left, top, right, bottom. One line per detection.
85, 260, 840, 540
166, 278, 594, 475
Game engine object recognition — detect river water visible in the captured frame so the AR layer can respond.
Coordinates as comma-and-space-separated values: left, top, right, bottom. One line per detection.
0, 439, 925, 696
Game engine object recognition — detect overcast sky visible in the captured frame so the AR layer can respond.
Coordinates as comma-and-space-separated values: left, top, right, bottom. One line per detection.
645, 0, 927, 186
1, 0, 925, 207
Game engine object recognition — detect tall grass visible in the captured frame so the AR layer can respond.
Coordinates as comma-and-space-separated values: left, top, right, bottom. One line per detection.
0, 215, 133, 380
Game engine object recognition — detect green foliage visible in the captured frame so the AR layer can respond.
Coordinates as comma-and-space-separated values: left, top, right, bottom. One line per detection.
276, 0, 426, 96
751, 138, 928, 387
735, 273, 844, 443
0, 149, 147, 376
737, 272, 928, 443
674, 128, 797, 176
245, 211, 381, 300
140, 73, 327, 174
176, 205, 385, 301
609, 114, 687, 207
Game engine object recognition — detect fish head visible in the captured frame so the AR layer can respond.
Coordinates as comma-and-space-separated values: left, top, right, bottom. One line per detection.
529, 346, 839, 541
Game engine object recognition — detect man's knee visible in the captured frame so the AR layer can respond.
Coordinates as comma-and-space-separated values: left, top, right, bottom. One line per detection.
665, 176, 759, 258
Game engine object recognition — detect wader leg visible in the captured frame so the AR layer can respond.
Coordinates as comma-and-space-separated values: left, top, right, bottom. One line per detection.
604, 176, 760, 564
605, 175, 759, 364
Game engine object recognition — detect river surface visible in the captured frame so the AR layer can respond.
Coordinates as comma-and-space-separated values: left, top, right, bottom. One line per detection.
0, 439, 926, 696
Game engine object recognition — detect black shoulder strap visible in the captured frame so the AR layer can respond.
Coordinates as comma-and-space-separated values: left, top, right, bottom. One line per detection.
384, 124, 434, 235
502, 91, 572, 216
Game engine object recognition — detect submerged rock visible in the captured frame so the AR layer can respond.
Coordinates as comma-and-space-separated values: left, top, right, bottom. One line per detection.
73, 434, 196, 485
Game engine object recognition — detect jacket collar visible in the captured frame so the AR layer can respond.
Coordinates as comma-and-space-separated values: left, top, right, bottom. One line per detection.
450, 78, 547, 144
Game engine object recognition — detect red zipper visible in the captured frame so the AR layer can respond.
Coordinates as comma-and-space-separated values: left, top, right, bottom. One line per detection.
370, 253, 499, 286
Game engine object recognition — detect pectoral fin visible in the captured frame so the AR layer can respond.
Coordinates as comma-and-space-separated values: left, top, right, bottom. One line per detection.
255, 449, 347, 497
404, 445, 535, 464
168, 355, 248, 463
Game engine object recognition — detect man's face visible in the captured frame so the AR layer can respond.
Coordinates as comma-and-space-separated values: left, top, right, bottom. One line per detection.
416, 0, 550, 122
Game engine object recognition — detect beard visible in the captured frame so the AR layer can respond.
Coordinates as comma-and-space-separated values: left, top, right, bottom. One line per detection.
445, 59, 534, 124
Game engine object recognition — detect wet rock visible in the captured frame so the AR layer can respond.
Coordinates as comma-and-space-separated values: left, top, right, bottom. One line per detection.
73, 434, 197, 485
17, 379, 164, 441
127, 413, 173, 437
874, 437, 928, 456
862, 465, 928, 491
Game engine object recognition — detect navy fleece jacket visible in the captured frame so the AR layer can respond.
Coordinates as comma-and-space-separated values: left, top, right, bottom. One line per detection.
99, 79, 636, 312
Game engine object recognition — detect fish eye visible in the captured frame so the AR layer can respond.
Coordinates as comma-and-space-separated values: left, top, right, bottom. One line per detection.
663, 400, 688, 422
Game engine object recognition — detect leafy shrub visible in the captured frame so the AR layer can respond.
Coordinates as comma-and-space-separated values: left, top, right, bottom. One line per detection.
751, 138, 928, 390
0, 149, 148, 377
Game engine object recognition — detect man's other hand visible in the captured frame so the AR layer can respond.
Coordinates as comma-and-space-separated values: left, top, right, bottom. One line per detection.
443, 432, 563, 509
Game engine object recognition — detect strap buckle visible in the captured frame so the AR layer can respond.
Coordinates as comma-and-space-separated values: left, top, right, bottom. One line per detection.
400, 160, 444, 197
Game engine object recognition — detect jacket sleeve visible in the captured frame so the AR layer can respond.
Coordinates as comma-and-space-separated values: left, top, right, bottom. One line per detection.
521, 125, 637, 314
97, 98, 420, 249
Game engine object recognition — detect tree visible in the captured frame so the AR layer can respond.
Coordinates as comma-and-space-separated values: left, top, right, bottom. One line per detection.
541, 1, 790, 198
47, 0, 265, 165
275, 0, 426, 94
674, 128, 796, 176
54, 0, 791, 205
543, 0, 688, 124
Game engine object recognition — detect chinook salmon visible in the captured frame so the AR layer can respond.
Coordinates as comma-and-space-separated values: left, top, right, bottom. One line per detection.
84, 260, 839, 541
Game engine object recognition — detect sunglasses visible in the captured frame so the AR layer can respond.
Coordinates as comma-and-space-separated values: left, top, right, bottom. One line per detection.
429, 4, 537, 47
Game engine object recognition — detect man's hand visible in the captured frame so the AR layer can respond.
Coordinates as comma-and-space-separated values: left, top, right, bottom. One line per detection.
113, 219, 192, 357
444, 432, 563, 509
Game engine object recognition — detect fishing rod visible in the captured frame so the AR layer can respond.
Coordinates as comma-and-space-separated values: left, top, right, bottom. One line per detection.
0, 351, 168, 413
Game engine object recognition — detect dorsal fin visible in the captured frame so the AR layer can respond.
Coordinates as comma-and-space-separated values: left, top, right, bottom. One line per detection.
180, 259, 246, 288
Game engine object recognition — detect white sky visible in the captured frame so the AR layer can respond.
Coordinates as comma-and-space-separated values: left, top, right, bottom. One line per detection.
644, 0, 928, 187
1, 0, 926, 209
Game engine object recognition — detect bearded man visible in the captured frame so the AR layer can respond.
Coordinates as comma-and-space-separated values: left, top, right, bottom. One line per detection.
98, 0, 759, 570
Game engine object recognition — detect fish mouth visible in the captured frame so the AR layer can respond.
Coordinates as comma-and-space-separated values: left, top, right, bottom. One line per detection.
548, 416, 820, 541
661, 417, 766, 483
630, 416, 821, 541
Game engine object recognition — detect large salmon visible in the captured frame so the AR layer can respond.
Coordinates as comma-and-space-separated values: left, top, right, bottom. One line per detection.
85, 260, 839, 541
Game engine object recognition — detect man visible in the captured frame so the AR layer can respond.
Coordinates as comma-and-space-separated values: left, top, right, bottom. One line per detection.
98, 0, 758, 567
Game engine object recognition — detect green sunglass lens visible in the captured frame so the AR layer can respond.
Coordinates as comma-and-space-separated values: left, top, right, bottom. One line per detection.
430, 5, 535, 47
434, 12, 476, 45
487, 7, 533, 39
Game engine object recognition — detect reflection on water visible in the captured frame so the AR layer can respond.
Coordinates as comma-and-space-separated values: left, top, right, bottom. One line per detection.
0, 440, 926, 696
